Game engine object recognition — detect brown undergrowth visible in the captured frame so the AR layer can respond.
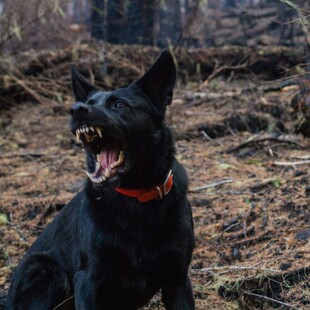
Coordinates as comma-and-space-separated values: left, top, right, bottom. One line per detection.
0, 48, 309, 309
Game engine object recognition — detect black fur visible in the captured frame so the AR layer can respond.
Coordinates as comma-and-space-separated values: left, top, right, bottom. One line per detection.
7, 51, 195, 310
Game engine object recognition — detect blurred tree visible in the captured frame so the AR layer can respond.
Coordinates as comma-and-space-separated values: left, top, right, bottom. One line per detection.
127, 0, 158, 45
91, 0, 105, 39
158, 0, 181, 46
91, 0, 157, 45
127, 0, 143, 44
68, 0, 90, 24
107, 0, 125, 43
222, 0, 237, 8
142, 0, 157, 45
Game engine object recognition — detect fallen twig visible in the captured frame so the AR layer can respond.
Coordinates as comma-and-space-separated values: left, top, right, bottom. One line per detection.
192, 265, 278, 274
189, 179, 233, 192
243, 290, 299, 309
273, 160, 310, 166
201, 130, 222, 146
9, 75, 52, 104
199, 61, 249, 90
0, 151, 58, 159
218, 266, 310, 308
226, 134, 302, 154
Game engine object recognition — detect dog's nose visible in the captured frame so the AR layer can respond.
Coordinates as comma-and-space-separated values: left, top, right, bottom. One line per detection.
70, 102, 89, 115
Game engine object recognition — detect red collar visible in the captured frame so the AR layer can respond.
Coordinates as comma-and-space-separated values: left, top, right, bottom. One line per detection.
114, 170, 173, 203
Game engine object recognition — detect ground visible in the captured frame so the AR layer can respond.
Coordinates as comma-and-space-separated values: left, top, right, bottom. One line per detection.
0, 76, 309, 309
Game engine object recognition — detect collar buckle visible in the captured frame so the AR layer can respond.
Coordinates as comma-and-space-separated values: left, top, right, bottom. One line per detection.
163, 169, 173, 196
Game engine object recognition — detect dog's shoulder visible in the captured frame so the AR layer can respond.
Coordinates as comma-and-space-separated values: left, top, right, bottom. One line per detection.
28, 191, 89, 251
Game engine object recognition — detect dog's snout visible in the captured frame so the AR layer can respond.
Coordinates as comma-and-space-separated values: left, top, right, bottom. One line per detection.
70, 102, 90, 115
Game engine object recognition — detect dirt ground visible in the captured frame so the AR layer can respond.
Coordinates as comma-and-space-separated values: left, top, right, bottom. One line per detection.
0, 75, 309, 309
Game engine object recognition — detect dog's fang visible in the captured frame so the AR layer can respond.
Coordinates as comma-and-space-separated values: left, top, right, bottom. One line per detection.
119, 151, 124, 162
104, 168, 111, 179
85, 170, 92, 180
90, 126, 95, 132
96, 154, 100, 162
76, 132, 81, 143
116, 151, 124, 165
111, 151, 124, 168
95, 127, 103, 138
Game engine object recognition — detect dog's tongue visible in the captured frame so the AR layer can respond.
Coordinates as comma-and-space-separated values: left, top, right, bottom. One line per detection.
98, 143, 120, 170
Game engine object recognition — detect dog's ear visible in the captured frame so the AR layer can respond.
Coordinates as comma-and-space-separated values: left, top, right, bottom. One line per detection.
132, 50, 176, 112
71, 65, 98, 102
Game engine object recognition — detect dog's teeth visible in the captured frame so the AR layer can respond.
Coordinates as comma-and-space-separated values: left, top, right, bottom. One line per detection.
96, 154, 100, 162
104, 168, 111, 178
86, 170, 92, 179
92, 175, 106, 184
95, 162, 101, 171
119, 151, 124, 162
116, 151, 124, 165
95, 127, 103, 138
111, 151, 124, 168
86, 127, 89, 133
95, 162, 101, 174
90, 126, 95, 132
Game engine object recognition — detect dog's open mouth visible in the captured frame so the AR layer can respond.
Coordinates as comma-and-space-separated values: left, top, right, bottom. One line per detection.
75, 125, 125, 184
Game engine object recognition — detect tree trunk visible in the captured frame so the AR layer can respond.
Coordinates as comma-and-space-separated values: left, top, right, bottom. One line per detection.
159, 0, 181, 46
69, 0, 90, 24
127, 0, 157, 45
91, 0, 105, 40
223, 0, 237, 8
127, 0, 143, 44
142, 0, 157, 46
107, 0, 124, 44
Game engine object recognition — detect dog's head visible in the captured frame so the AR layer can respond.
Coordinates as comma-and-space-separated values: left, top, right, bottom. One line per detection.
70, 50, 176, 188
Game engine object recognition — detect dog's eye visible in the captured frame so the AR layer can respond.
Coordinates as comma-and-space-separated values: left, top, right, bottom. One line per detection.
112, 101, 127, 109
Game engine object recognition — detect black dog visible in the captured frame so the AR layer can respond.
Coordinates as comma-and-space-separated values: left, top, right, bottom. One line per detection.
7, 50, 195, 310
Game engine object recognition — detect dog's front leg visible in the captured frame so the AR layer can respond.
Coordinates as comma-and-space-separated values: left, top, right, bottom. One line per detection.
162, 275, 195, 310
74, 271, 102, 310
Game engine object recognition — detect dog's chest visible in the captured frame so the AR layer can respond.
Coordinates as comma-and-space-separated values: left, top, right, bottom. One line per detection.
87, 199, 179, 290
91, 221, 172, 279
98, 237, 164, 275
89, 238, 165, 304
